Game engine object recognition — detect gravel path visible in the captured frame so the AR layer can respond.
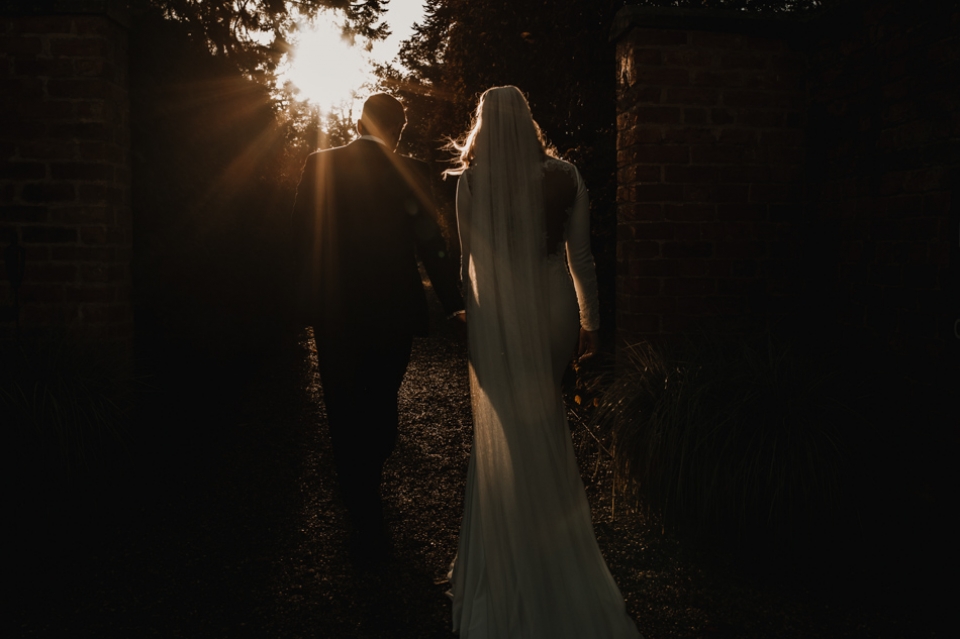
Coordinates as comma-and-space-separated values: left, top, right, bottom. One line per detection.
11, 317, 945, 638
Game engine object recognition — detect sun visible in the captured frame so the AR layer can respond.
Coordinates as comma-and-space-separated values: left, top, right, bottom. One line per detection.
282, 15, 369, 115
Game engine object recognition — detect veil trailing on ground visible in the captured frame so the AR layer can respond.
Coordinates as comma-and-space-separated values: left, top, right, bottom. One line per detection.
452, 87, 638, 638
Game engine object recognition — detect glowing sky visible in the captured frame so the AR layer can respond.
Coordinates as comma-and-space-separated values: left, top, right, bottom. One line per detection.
281, 1, 425, 115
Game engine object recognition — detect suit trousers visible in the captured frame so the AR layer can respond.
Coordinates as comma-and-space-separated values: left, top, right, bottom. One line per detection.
315, 332, 414, 537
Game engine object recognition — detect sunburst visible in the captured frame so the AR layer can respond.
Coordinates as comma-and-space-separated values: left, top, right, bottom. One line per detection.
282, 14, 368, 115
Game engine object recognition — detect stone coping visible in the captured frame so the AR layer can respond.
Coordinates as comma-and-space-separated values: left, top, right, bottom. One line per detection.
609, 2, 861, 43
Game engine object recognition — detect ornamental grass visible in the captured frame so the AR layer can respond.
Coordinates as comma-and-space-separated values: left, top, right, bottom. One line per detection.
586, 331, 862, 557
1, 333, 135, 479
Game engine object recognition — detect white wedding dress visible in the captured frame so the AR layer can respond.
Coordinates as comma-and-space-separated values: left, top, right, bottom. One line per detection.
449, 145, 641, 639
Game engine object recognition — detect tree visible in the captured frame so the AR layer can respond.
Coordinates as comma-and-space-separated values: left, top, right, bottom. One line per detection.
129, 0, 381, 179
131, 0, 388, 83
127, 1, 383, 371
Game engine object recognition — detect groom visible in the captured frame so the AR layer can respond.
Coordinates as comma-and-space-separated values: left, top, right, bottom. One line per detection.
291, 94, 465, 560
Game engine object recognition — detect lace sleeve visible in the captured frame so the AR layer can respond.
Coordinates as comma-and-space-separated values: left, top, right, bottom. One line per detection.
456, 172, 471, 283
564, 166, 600, 332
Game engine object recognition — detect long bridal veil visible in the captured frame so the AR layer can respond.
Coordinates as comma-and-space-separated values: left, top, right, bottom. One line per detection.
452, 87, 640, 638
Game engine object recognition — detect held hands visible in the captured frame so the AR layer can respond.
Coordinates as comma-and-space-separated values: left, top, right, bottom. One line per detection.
577, 327, 599, 363
449, 310, 467, 341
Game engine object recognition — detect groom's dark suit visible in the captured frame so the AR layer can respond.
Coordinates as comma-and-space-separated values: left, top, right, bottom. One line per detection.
291, 136, 463, 545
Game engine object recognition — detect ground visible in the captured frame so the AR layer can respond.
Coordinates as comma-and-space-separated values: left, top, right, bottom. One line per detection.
10, 320, 946, 638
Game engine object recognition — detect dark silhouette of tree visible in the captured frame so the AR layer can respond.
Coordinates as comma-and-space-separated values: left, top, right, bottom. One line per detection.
131, 0, 388, 83
128, 1, 378, 370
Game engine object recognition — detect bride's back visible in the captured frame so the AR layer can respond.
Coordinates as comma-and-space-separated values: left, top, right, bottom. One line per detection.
543, 157, 580, 255
463, 156, 579, 256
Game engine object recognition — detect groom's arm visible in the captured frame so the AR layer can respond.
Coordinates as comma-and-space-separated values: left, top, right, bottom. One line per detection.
415, 214, 465, 317
401, 157, 465, 316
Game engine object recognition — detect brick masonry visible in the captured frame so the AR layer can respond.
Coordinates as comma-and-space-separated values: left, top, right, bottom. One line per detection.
613, 1, 958, 362
614, 8, 807, 339
0, 0, 132, 347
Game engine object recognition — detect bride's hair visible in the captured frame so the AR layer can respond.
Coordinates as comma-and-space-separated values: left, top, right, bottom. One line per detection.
443, 86, 557, 177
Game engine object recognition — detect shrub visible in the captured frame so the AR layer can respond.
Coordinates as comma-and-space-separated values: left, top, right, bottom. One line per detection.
1, 334, 135, 479
588, 332, 857, 555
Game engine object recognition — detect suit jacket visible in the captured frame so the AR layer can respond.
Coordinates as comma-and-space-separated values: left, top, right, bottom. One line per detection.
290, 138, 463, 340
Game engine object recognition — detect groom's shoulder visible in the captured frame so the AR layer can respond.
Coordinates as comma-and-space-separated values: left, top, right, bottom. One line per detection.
301, 143, 352, 174
310, 143, 350, 159
303, 146, 331, 164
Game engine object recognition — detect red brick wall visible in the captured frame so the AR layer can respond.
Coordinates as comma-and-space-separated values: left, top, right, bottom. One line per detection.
614, 2, 958, 362
0, 2, 131, 346
614, 9, 806, 341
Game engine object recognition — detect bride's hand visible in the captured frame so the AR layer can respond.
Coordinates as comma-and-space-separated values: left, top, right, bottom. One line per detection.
577, 328, 599, 362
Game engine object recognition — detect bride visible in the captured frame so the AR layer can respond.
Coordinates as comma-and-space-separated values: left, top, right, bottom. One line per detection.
446, 86, 642, 638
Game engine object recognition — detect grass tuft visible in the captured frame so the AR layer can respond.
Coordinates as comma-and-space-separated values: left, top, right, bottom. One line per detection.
1, 333, 135, 479
586, 331, 860, 556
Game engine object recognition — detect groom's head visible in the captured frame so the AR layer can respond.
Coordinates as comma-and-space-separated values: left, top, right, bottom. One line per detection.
358, 93, 406, 150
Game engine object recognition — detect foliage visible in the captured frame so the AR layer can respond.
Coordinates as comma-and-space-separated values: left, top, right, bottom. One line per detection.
384, 0, 624, 176
130, 0, 388, 83
130, 7, 303, 369
128, 0, 375, 387
587, 331, 854, 554
128, 0, 384, 145
1, 334, 134, 477
582, 325, 958, 576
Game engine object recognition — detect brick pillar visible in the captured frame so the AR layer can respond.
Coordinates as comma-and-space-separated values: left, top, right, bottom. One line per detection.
612, 7, 806, 345
0, 0, 131, 348
805, 0, 959, 361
